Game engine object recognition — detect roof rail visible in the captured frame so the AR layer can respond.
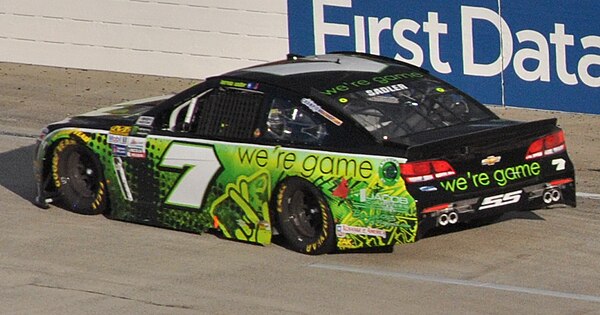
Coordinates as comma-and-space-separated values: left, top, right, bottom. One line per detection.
328, 51, 429, 73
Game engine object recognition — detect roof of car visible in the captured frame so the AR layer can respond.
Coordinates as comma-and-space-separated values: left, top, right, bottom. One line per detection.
221, 53, 426, 99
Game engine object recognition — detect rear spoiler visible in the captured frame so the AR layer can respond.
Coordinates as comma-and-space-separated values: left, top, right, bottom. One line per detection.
406, 118, 558, 160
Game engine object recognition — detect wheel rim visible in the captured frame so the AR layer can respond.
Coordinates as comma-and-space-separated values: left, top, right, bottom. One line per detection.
287, 189, 322, 239
64, 150, 99, 198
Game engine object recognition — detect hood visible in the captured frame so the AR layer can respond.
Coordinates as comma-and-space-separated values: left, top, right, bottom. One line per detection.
78, 95, 172, 119
52, 95, 173, 130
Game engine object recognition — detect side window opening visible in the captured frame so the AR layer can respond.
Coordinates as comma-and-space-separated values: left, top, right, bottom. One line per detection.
166, 89, 211, 132
168, 101, 191, 131
195, 88, 264, 140
263, 97, 328, 145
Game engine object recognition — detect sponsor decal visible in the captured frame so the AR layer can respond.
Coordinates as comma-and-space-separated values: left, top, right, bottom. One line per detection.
358, 189, 409, 212
419, 186, 438, 192
108, 134, 128, 145
136, 116, 155, 127
365, 83, 408, 96
127, 149, 146, 159
379, 159, 400, 185
440, 161, 541, 192
305, 199, 331, 253
320, 72, 424, 96
127, 137, 147, 150
359, 190, 409, 205
236, 147, 374, 180
51, 138, 77, 188
220, 79, 261, 90
336, 224, 387, 238
72, 130, 92, 143
481, 155, 502, 166
91, 182, 105, 210
107, 134, 147, 155
126, 137, 147, 159
112, 145, 128, 157
109, 125, 132, 136
301, 98, 344, 126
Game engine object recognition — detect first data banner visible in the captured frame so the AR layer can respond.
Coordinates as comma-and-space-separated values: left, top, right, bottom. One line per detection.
288, 0, 600, 114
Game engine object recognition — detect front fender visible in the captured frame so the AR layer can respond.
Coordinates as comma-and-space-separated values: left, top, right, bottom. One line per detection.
32, 128, 103, 208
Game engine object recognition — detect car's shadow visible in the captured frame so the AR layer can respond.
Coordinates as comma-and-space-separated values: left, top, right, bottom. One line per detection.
0, 144, 38, 203
322, 210, 546, 255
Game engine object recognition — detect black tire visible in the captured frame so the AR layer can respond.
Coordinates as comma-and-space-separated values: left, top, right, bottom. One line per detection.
275, 177, 336, 255
51, 139, 107, 215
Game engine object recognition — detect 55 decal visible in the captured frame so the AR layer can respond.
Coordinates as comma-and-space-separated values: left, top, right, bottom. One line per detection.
479, 190, 523, 210
159, 142, 221, 208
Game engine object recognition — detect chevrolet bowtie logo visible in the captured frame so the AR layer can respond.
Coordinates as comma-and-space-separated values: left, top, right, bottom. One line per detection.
481, 155, 502, 166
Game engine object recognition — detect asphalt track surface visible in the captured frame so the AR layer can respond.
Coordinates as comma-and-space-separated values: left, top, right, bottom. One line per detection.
1, 63, 600, 314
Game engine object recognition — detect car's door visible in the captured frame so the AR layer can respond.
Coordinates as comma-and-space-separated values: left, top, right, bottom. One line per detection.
144, 83, 273, 243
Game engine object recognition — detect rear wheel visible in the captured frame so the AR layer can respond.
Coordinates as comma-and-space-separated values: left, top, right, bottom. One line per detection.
52, 139, 107, 215
276, 178, 336, 255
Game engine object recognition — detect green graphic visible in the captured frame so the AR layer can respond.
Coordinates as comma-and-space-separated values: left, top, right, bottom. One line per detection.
440, 162, 542, 192
210, 171, 272, 243
43, 128, 420, 251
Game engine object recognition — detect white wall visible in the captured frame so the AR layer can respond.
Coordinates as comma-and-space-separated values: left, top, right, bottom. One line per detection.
0, 0, 289, 79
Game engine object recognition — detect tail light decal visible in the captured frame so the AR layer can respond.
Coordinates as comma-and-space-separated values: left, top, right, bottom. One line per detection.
400, 160, 456, 183
422, 203, 451, 214
548, 178, 574, 187
526, 130, 566, 160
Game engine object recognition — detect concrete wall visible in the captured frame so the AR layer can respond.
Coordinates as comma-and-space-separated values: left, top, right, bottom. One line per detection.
0, 0, 288, 79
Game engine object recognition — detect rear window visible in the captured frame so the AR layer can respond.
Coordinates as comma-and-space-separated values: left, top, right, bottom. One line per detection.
336, 75, 493, 140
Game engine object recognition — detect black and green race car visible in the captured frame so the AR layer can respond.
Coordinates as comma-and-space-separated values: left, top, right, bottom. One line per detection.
33, 53, 576, 254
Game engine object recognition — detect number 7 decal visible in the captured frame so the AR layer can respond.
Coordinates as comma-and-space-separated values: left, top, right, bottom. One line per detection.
159, 142, 221, 208
552, 158, 566, 171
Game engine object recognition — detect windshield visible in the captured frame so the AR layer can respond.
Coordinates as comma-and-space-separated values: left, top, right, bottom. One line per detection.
337, 76, 494, 140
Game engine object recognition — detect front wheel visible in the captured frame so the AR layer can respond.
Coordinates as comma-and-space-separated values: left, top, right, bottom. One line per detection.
51, 139, 108, 215
275, 177, 336, 255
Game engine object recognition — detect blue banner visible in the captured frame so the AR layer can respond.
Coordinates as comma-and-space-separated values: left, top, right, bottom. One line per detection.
288, 0, 600, 114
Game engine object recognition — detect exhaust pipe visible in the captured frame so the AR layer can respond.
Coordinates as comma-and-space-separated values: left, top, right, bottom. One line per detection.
438, 212, 459, 226
551, 189, 561, 202
543, 189, 561, 204
448, 212, 459, 224
438, 214, 449, 226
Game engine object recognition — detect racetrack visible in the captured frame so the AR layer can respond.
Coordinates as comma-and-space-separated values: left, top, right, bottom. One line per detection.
2, 62, 600, 314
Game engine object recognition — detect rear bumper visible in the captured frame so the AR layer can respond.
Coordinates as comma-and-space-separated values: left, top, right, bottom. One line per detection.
417, 178, 576, 234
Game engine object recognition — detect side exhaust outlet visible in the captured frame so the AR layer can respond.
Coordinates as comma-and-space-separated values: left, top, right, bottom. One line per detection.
437, 212, 459, 226
551, 189, 561, 202
448, 212, 459, 224
543, 189, 561, 204
438, 214, 449, 226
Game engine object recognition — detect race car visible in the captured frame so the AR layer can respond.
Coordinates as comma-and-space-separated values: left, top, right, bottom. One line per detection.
33, 52, 576, 254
